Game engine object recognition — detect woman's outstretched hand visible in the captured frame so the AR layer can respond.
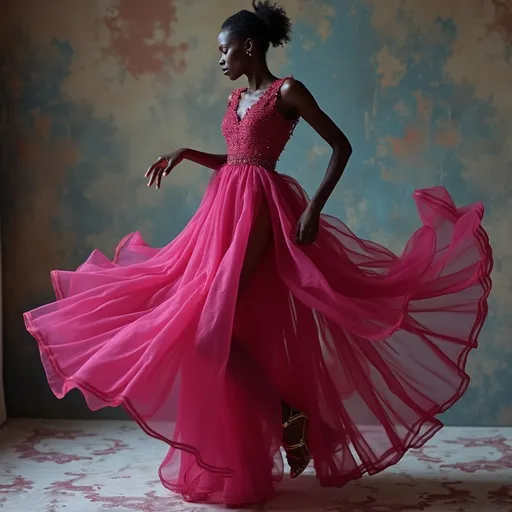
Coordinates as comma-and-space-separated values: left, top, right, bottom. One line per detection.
145, 149, 186, 189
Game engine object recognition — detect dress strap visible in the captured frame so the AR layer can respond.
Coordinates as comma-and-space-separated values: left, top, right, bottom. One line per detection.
228, 77, 293, 117
228, 87, 244, 105
230, 77, 291, 103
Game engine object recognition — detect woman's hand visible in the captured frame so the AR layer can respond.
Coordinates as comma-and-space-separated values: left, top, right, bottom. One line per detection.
145, 149, 186, 189
295, 204, 320, 245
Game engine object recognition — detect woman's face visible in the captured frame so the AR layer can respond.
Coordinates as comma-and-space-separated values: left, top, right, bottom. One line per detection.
218, 29, 251, 81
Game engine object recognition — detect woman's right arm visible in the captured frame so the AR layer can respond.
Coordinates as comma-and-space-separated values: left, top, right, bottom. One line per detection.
182, 149, 227, 170
145, 148, 227, 189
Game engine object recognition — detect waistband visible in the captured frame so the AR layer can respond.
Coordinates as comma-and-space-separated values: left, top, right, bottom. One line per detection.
226, 155, 277, 170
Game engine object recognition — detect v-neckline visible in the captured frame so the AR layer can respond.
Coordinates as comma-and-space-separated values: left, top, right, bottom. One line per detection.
235, 79, 279, 124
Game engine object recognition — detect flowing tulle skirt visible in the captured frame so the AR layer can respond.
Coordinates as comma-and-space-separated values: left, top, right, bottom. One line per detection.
24, 163, 492, 505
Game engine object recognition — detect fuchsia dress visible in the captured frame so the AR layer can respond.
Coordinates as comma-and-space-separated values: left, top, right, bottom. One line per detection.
24, 77, 493, 505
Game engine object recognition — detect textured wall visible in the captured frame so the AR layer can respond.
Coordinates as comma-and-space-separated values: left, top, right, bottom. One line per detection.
1, 0, 511, 424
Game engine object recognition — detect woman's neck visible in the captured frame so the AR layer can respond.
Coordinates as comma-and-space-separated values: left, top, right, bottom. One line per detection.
245, 61, 277, 92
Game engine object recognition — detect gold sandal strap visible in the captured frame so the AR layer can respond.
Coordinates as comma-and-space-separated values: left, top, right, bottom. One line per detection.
283, 438, 305, 451
282, 412, 308, 430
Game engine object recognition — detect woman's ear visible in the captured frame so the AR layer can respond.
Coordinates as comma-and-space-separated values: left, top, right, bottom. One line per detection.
245, 38, 255, 57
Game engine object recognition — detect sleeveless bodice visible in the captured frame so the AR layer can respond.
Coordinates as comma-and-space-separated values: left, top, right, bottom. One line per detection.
221, 77, 299, 170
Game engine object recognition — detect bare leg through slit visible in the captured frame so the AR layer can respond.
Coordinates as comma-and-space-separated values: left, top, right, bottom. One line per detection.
235, 198, 310, 477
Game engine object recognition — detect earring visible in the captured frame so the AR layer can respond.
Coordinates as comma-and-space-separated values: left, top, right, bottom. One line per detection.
246, 50, 252, 57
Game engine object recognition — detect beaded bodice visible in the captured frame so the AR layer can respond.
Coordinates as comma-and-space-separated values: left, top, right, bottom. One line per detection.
221, 77, 299, 170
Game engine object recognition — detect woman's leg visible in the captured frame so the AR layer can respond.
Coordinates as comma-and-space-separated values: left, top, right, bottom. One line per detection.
237, 199, 272, 297
236, 200, 310, 475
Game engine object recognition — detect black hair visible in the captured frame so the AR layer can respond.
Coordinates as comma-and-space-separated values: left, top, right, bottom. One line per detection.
221, 1, 292, 55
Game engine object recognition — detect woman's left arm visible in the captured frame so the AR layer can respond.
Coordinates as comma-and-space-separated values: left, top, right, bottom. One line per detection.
280, 79, 352, 245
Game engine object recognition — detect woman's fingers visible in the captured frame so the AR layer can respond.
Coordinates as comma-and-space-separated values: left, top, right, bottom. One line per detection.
295, 219, 301, 243
145, 157, 164, 178
156, 168, 164, 189
163, 159, 174, 177
147, 169, 157, 187
146, 158, 170, 188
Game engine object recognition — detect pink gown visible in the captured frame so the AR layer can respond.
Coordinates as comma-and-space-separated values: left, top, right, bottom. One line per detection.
24, 77, 493, 505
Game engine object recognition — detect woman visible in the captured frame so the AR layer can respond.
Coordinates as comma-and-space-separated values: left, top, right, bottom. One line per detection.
24, 0, 492, 507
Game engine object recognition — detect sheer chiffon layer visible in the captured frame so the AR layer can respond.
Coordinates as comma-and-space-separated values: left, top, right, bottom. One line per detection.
24, 163, 492, 505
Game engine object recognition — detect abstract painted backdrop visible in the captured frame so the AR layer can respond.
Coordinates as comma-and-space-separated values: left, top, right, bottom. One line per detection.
1, 0, 511, 424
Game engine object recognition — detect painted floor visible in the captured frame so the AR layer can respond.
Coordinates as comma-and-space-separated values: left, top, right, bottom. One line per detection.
1, 419, 511, 511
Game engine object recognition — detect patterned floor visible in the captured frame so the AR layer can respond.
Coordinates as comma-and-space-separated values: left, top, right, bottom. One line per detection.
0, 419, 511, 511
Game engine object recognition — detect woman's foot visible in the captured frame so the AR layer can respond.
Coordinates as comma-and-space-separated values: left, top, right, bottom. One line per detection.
282, 406, 311, 479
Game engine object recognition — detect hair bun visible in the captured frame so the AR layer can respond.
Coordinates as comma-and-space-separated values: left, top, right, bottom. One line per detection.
252, 0, 292, 48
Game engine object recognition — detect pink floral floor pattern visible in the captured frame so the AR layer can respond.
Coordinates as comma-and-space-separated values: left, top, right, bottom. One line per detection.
0, 419, 511, 511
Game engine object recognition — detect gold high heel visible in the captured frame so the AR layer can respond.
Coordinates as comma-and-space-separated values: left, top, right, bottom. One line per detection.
282, 409, 311, 479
